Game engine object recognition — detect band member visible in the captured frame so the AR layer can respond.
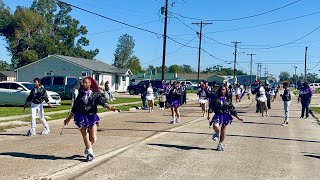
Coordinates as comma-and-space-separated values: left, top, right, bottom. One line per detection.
207, 85, 243, 151
167, 81, 182, 124
24, 78, 53, 136
64, 77, 117, 161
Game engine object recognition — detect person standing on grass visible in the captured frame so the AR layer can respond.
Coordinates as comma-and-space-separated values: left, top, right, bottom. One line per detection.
281, 81, 291, 126
64, 77, 117, 162
167, 81, 182, 124
146, 82, 155, 113
140, 84, 147, 110
24, 78, 53, 137
298, 82, 312, 119
207, 85, 243, 151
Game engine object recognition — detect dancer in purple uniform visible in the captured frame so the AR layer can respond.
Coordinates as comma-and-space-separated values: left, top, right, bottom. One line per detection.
207, 85, 243, 151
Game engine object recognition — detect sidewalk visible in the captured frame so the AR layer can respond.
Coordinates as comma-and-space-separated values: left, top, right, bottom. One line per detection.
0, 101, 142, 122
0, 96, 319, 179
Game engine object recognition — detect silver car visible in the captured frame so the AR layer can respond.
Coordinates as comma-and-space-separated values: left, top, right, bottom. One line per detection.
0, 81, 61, 106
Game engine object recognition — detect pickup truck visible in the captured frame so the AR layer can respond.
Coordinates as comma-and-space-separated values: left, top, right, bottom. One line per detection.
41, 76, 78, 99
127, 80, 163, 95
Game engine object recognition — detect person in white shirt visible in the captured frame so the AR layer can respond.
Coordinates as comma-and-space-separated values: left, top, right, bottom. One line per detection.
146, 82, 155, 113
257, 82, 269, 117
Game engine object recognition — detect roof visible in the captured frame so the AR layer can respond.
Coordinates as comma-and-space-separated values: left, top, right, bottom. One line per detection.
15, 55, 132, 75
54, 55, 131, 75
0, 71, 16, 77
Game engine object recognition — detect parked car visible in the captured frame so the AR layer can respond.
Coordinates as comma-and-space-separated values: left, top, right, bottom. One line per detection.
127, 80, 163, 95
309, 83, 320, 90
0, 81, 61, 106
41, 76, 78, 99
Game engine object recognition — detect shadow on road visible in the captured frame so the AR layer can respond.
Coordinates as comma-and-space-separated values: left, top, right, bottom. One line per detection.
147, 143, 213, 151
228, 134, 320, 144
0, 133, 26, 136
304, 154, 320, 159
239, 121, 280, 126
0, 152, 85, 162
125, 121, 168, 124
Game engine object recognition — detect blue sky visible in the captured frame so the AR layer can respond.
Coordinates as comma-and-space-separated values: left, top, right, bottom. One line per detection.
1, 0, 320, 79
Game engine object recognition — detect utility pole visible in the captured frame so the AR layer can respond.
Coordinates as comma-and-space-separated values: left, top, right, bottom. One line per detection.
161, 0, 169, 81
294, 66, 297, 89
247, 53, 256, 85
259, 63, 262, 81
304, 46, 308, 82
264, 67, 267, 82
192, 21, 212, 86
257, 63, 260, 80
232, 41, 241, 84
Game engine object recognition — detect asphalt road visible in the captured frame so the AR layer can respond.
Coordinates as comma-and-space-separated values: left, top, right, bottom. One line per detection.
0, 95, 319, 180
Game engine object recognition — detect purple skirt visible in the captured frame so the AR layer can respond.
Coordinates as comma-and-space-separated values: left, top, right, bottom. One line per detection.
211, 113, 233, 126
168, 99, 181, 108
74, 112, 100, 129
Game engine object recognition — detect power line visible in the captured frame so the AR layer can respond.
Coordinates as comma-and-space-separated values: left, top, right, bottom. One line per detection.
203, 35, 233, 47
57, 0, 162, 36
87, 19, 161, 36
239, 24, 320, 50
201, 48, 231, 63
169, 0, 302, 22
205, 10, 320, 34
141, 36, 197, 65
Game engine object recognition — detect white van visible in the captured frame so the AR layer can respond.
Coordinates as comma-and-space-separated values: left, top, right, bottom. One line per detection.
309, 83, 320, 90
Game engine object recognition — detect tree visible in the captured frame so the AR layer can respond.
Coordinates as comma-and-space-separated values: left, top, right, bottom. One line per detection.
113, 34, 135, 68
279, 72, 290, 82
181, 64, 193, 73
155, 65, 167, 74
0, 60, 12, 70
127, 56, 142, 74
168, 64, 183, 73
0, 0, 99, 68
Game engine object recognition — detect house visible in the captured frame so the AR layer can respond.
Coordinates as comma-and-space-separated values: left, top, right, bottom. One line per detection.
224, 75, 257, 85
0, 71, 16, 81
14, 55, 132, 92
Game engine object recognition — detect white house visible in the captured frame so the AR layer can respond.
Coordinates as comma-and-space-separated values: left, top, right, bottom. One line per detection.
15, 55, 132, 92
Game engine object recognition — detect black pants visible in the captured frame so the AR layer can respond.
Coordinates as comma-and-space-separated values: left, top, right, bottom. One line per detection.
159, 102, 165, 108
267, 94, 271, 109
142, 98, 147, 109
301, 101, 310, 118
183, 93, 187, 104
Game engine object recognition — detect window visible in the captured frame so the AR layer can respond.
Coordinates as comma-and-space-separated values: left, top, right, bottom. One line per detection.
41, 77, 51, 86
81, 71, 89, 77
45, 72, 53, 76
9, 83, 22, 90
0, 83, 10, 89
53, 77, 64, 85
122, 76, 126, 81
67, 77, 77, 86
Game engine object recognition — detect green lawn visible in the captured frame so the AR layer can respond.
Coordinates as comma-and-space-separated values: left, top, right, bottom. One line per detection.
14, 103, 143, 123
0, 97, 141, 117
310, 107, 320, 114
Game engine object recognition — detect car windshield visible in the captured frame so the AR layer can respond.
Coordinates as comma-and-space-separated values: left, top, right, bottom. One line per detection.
21, 83, 34, 90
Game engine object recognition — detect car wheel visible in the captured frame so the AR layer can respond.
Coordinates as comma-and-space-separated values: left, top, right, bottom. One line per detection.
129, 90, 135, 95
